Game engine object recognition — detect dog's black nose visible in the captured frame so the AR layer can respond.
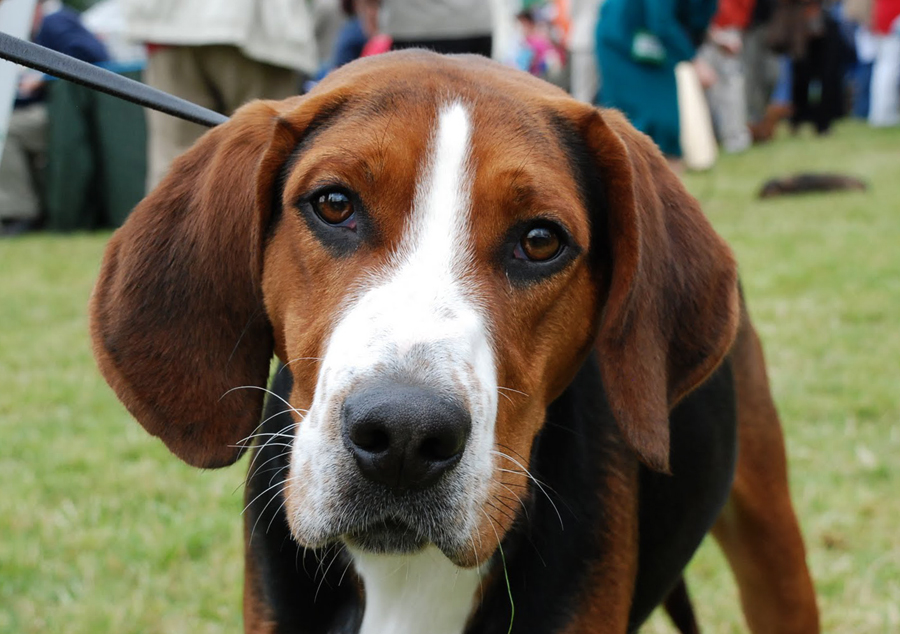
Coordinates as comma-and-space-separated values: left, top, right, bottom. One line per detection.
342, 384, 471, 490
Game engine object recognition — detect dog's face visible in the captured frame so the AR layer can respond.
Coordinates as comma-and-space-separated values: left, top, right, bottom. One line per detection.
264, 95, 597, 564
90, 52, 738, 568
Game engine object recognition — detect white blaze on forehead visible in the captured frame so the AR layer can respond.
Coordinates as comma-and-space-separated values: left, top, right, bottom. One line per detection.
400, 100, 474, 276
360, 99, 485, 361
320, 100, 487, 369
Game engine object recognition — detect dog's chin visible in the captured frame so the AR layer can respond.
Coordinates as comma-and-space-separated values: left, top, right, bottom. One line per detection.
288, 512, 453, 557
343, 519, 428, 555
340, 521, 487, 568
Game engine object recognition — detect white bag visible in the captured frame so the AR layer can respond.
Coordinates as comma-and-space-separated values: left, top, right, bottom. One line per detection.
675, 61, 718, 171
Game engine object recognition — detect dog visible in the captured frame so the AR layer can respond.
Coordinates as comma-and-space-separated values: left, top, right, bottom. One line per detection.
89, 51, 819, 633
758, 173, 867, 199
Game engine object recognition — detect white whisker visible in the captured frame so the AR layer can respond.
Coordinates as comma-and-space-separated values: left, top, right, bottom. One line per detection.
315, 543, 347, 602
497, 386, 529, 397
492, 451, 564, 531
222, 384, 304, 416
244, 407, 307, 483
266, 495, 291, 534
479, 507, 515, 633
242, 474, 291, 517
279, 356, 325, 377
248, 479, 287, 542
232, 448, 291, 494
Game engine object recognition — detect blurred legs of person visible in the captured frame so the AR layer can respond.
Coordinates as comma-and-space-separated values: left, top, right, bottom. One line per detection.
790, 16, 845, 135
852, 27, 877, 118
743, 23, 781, 133
0, 104, 47, 234
145, 45, 299, 190
700, 35, 751, 153
750, 56, 793, 142
868, 24, 900, 126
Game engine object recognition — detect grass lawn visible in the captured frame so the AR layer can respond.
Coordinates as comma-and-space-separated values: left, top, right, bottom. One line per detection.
1, 120, 898, 633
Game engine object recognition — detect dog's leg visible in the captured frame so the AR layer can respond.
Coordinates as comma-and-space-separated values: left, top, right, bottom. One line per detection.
559, 456, 641, 634
663, 576, 700, 634
712, 313, 819, 633
243, 543, 278, 634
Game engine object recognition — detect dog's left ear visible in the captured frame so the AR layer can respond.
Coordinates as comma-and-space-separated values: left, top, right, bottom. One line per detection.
89, 96, 325, 468
580, 108, 740, 473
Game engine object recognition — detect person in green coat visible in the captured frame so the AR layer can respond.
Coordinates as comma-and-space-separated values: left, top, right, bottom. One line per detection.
594, 0, 718, 159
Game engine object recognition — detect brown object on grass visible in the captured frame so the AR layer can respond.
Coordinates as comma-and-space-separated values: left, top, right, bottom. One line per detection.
759, 173, 868, 198
750, 104, 793, 143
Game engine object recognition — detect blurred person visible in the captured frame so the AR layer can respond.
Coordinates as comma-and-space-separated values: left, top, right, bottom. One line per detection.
80, 0, 147, 64
313, 0, 347, 69
567, 0, 604, 102
869, 0, 900, 126
844, 0, 876, 118
792, 5, 852, 134
0, 0, 109, 236
763, 0, 814, 139
768, 0, 849, 135
313, 0, 380, 82
752, 54, 805, 143
699, 0, 756, 153
594, 0, 718, 162
743, 0, 782, 139
122, 0, 318, 189
379, 0, 493, 56
514, 9, 565, 81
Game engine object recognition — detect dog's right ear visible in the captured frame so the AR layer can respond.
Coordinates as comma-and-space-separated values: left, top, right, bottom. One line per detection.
579, 108, 739, 474
90, 96, 322, 469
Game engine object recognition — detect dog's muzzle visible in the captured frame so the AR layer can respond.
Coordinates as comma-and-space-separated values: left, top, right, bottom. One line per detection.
338, 382, 473, 553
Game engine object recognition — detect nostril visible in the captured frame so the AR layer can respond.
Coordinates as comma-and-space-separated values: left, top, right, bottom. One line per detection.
419, 430, 466, 463
349, 421, 390, 454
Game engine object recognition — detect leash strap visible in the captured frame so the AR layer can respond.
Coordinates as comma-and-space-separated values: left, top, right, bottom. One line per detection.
0, 31, 228, 128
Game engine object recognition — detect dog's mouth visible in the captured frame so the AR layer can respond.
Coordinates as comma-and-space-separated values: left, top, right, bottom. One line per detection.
343, 517, 428, 554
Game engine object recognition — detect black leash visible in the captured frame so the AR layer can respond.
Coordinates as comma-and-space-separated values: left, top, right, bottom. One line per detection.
0, 31, 227, 128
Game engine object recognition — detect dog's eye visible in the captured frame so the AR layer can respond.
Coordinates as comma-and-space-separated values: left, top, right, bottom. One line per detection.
312, 190, 356, 227
504, 220, 577, 285
514, 225, 563, 262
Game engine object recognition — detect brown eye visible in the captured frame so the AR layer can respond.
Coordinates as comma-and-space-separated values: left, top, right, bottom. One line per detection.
313, 190, 355, 226
516, 225, 562, 262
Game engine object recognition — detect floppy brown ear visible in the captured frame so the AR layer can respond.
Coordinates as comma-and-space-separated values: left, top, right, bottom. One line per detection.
584, 109, 739, 473
89, 97, 309, 468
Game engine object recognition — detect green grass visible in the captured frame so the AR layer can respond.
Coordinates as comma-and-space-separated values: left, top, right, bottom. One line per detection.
1, 120, 898, 632
0, 237, 245, 632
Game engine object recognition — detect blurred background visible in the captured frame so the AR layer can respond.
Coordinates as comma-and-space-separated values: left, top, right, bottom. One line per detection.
1, 0, 898, 632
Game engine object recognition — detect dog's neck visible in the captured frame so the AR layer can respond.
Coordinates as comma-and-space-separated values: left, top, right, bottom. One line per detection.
351, 546, 483, 634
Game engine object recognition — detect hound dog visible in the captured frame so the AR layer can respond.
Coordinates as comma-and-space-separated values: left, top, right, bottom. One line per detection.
90, 51, 819, 633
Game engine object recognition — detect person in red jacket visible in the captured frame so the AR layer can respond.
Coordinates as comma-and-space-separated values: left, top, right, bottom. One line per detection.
869, 0, 900, 125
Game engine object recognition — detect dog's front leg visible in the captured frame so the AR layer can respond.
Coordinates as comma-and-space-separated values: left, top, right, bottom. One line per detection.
559, 457, 640, 634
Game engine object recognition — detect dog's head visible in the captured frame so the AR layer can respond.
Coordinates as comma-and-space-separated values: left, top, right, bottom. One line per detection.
90, 52, 738, 567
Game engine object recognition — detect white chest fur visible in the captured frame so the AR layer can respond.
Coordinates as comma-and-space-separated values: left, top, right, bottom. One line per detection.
352, 546, 483, 634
